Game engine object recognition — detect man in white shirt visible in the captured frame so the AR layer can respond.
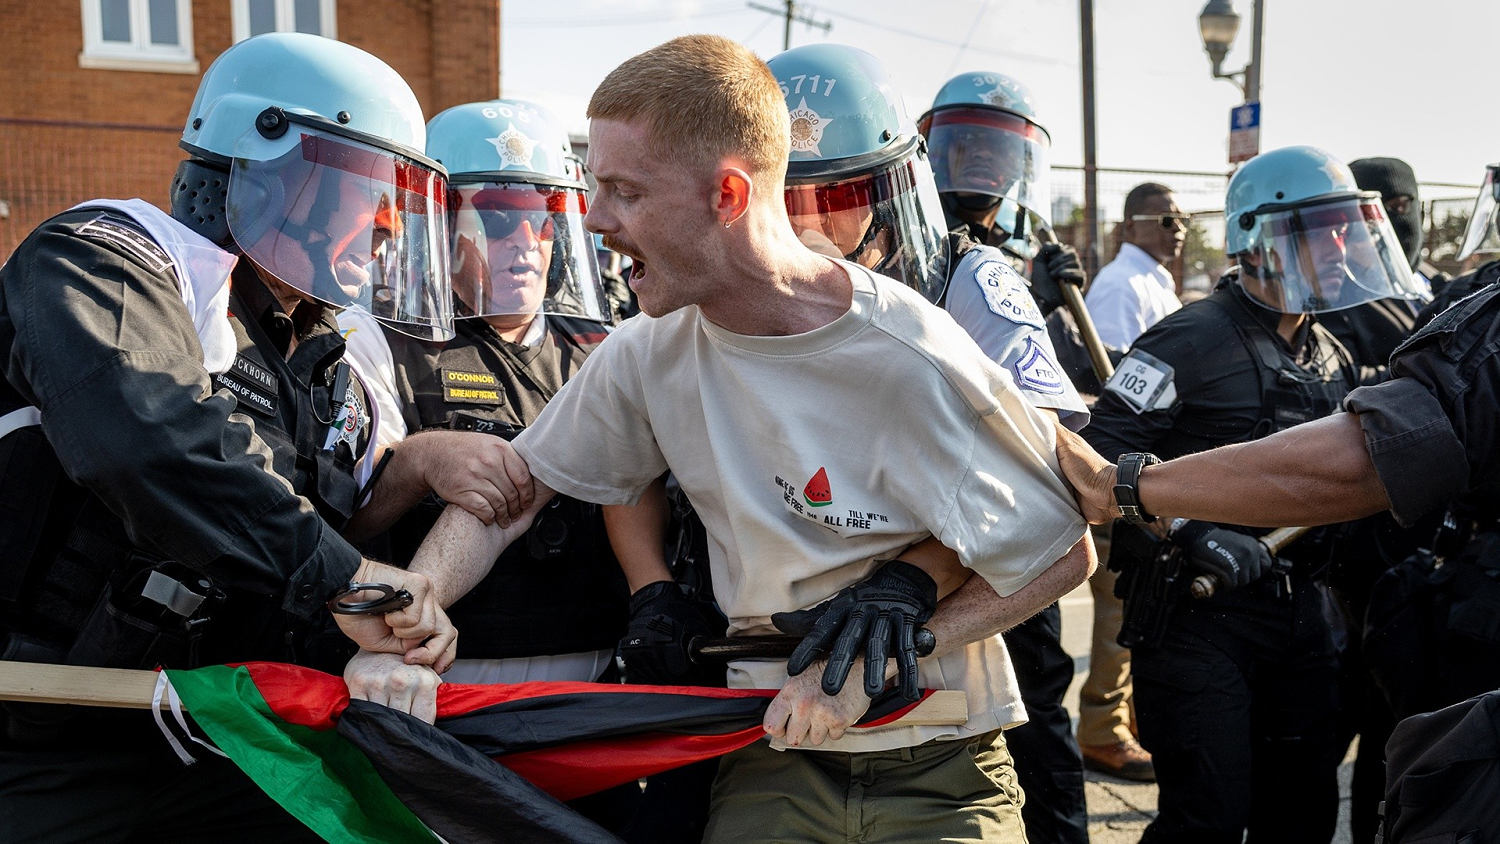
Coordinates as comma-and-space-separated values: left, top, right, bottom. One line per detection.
365, 34, 1094, 843
1085, 183, 1187, 349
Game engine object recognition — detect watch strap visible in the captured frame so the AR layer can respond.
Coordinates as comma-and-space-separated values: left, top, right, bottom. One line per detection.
1114, 452, 1161, 524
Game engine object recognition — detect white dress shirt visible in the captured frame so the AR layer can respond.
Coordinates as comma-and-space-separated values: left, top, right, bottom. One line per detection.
1084, 242, 1181, 349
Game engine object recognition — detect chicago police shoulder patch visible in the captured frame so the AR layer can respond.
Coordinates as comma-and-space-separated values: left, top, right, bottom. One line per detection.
973, 260, 1045, 329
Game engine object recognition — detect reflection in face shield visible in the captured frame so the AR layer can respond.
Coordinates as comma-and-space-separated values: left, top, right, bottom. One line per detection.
448, 182, 611, 323
783, 157, 950, 302
921, 106, 1051, 224
1237, 195, 1425, 314
228, 126, 453, 340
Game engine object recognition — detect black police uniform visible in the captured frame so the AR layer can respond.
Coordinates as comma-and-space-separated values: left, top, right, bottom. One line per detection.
374, 314, 628, 661
1350, 270, 1500, 703
940, 225, 1089, 844
0, 208, 371, 841
1085, 277, 1356, 844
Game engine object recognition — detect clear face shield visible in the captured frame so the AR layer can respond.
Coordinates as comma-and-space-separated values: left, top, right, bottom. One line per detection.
1236, 193, 1428, 314
448, 182, 610, 323
784, 152, 951, 303
226, 119, 453, 340
921, 105, 1053, 247
1459, 164, 1500, 261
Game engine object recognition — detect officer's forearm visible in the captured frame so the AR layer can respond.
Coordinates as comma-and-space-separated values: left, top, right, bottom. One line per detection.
603, 475, 675, 593
924, 531, 1095, 659
409, 482, 555, 607
1138, 412, 1390, 527
342, 445, 422, 541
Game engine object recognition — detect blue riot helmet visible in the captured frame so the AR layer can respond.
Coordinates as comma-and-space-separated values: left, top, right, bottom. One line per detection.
767, 43, 950, 303
426, 99, 610, 325
1458, 163, 1500, 261
1225, 145, 1426, 314
919, 72, 1053, 256
176, 33, 452, 340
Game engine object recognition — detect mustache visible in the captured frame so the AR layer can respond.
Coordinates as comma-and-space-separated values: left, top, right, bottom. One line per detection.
600, 235, 636, 257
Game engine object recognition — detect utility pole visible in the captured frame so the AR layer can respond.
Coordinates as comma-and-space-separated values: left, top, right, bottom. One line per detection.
1079, 0, 1100, 277
747, 1, 831, 50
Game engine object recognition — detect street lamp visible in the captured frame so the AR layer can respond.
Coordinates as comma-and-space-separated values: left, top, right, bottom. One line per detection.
1197, 0, 1262, 102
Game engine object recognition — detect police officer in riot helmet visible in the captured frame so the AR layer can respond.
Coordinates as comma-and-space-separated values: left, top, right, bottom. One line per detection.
920, 72, 1104, 395
768, 44, 951, 302
1083, 145, 1427, 843
0, 33, 472, 841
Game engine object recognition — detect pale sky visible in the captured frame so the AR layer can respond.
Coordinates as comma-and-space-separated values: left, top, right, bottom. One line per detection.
499, 0, 1498, 210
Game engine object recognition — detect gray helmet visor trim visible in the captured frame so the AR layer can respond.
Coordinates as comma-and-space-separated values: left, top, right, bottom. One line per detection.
1459, 165, 1500, 261
227, 123, 454, 341
922, 105, 1052, 228
1237, 195, 1427, 314
449, 182, 610, 323
784, 156, 950, 304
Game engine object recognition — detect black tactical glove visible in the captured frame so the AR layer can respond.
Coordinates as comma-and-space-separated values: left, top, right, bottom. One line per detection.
1027, 242, 1087, 318
619, 580, 724, 685
1172, 521, 1273, 589
771, 560, 938, 701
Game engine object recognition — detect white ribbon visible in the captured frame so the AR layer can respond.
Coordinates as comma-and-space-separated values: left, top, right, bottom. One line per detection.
150, 671, 228, 765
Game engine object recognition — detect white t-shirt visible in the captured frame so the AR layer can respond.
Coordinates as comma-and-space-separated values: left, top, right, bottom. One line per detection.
514, 260, 1087, 752
1084, 242, 1181, 349
944, 244, 1090, 431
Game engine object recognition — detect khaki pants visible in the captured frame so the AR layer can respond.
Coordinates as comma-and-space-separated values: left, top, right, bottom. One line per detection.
1077, 528, 1137, 746
703, 729, 1028, 843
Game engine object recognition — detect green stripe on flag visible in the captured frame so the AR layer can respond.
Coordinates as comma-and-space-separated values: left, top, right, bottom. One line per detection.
167, 665, 438, 844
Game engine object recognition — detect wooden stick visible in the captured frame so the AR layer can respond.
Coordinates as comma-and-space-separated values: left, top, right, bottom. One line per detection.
0, 661, 161, 709
0, 662, 971, 726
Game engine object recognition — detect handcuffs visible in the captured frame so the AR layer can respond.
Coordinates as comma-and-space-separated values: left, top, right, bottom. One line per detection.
326, 582, 414, 615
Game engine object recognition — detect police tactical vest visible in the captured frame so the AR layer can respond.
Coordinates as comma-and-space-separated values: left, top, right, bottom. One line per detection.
382, 315, 628, 660
1165, 287, 1355, 455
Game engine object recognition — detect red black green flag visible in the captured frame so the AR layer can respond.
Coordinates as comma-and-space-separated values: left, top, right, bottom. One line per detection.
165, 662, 933, 843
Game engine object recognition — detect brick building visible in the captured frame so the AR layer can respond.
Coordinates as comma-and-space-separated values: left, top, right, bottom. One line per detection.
0, 0, 501, 259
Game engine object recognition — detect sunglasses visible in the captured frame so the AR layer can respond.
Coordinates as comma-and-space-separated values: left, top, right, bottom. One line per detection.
480, 209, 556, 242
1131, 213, 1191, 230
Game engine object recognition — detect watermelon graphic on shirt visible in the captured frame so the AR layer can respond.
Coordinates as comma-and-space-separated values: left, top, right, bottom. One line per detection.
803, 467, 832, 507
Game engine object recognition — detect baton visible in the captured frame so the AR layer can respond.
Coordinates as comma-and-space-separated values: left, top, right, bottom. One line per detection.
1036, 226, 1115, 384
687, 630, 937, 663
1189, 525, 1311, 599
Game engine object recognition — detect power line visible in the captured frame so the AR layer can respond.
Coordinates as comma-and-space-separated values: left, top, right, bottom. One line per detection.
747, 1, 831, 50
944, 0, 992, 77
817, 7, 1072, 68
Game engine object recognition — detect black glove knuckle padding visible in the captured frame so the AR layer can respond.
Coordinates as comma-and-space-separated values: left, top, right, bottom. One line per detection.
773, 560, 938, 701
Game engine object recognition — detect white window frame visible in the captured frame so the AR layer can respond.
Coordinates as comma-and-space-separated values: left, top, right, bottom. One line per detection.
79, 0, 198, 73
231, 0, 337, 42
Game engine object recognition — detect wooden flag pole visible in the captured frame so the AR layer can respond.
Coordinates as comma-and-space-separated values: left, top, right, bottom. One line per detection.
0, 661, 970, 726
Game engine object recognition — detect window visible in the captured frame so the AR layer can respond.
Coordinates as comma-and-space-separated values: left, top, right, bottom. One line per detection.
232, 0, 337, 42
79, 0, 197, 73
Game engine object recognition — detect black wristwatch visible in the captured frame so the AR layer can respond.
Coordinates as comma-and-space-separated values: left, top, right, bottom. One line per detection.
1114, 452, 1161, 525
